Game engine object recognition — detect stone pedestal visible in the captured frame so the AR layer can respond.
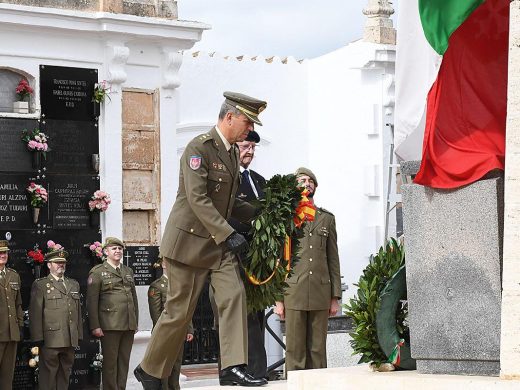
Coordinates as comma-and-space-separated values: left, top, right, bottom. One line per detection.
402, 178, 503, 375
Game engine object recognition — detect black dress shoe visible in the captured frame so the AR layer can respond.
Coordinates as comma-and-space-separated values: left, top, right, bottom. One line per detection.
134, 365, 162, 390
220, 365, 268, 386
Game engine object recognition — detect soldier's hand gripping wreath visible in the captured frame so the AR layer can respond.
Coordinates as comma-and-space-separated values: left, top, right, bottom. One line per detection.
225, 231, 249, 254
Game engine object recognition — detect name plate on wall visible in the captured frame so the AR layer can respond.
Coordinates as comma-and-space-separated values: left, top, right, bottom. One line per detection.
0, 174, 40, 230
40, 65, 97, 121
42, 120, 99, 174
47, 175, 99, 230
126, 246, 159, 286
0, 118, 40, 173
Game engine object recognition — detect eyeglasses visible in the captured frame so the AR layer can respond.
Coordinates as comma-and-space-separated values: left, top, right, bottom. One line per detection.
238, 144, 256, 151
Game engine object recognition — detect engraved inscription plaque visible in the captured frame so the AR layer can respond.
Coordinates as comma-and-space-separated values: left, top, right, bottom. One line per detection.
126, 246, 159, 286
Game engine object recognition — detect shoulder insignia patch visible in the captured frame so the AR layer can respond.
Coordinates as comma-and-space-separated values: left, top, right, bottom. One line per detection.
190, 155, 202, 170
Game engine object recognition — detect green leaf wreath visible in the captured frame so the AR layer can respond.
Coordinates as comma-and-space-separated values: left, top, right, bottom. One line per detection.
243, 174, 308, 313
343, 238, 407, 366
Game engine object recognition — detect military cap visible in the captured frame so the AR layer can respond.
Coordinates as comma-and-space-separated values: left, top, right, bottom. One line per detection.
45, 249, 68, 263
224, 91, 267, 126
103, 237, 124, 249
0, 240, 9, 252
295, 167, 318, 187
245, 130, 260, 143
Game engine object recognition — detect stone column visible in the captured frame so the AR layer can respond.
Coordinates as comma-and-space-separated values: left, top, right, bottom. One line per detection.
500, 0, 520, 380
362, 0, 396, 45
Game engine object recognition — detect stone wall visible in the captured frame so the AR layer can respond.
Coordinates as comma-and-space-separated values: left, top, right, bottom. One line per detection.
0, 0, 178, 18
500, 0, 520, 380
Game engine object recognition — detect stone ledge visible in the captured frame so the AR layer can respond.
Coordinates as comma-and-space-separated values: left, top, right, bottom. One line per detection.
287, 365, 520, 390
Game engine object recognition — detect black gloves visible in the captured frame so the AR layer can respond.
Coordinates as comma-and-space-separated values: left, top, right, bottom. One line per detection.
226, 232, 249, 255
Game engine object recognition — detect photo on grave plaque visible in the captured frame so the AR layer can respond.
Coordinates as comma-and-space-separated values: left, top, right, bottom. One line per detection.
0, 118, 41, 173
40, 65, 97, 121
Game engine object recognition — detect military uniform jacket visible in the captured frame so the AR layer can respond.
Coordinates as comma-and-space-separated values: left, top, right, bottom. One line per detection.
29, 275, 83, 348
284, 207, 342, 311
148, 275, 193, 334
0, 267, 23, 342
87, 262, 138, 331
160, 127, 256, 269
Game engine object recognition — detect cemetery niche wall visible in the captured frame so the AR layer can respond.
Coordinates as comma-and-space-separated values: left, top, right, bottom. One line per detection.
0, 65, 101, 389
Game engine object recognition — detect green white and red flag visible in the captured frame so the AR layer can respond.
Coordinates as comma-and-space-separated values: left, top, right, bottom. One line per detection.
394, 0, 509, 188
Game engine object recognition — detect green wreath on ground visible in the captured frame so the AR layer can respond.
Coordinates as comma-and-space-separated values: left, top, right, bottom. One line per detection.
344, 238, 415, 369
242, 174, 313, 313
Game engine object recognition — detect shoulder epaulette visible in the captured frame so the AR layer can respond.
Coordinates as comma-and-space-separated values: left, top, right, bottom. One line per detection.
89, 264, 104, 273
318, 207, 334, 216
196, 132, 213, 142
6, 267, 18, 274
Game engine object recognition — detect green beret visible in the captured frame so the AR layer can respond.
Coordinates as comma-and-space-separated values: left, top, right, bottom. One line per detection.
45, 250, 68, 263
224, 91, 267, 126
103, 237, 124, 249
0, 240, 9, 252
295, 167, 318, 187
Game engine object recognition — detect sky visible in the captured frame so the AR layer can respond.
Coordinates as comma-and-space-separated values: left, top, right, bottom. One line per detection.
178, 0, 399, 60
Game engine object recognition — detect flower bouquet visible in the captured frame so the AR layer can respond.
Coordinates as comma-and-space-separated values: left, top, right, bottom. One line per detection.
89, 241, 104, 261
47, 240, 63, 252
21, 128, 50, 169
27, 244, 44, 278
27, 183, 48, 224
88, 190, 111, 227
16, 79, 34, 101
93, 80, 111, 104
14, 78, 33, 114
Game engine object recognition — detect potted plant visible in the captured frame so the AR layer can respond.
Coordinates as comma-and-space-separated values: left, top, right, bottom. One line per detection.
21, 128, 50, 170
88, 190, 111, 227
26, 182, 48, 225
92, 80, 110, 118
13, 78, 34, 114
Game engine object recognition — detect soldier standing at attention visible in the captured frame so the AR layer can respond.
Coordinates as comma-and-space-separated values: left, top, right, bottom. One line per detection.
87, 237, 138, 390
274, 167, 342, 372
148, 259, 194, 390
134, 92, 268, 389
29, 249, 83, 390
0, 240, 23, 390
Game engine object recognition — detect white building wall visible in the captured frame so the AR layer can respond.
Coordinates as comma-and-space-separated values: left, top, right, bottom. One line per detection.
307, 41, 395, 298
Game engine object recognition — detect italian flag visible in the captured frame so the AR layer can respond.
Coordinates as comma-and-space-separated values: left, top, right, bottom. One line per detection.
394, 0, 509, 189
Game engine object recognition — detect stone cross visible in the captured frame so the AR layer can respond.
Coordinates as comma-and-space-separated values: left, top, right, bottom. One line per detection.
500, 0, 520, 380
362, 0, 396, 45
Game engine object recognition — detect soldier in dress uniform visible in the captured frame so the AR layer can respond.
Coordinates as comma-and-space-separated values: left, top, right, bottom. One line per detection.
0, 240, 23, 390
274, 167, 342, 371
134, 92, 268, 389
87, 237, 138, 390
29, 248, 83, 390
148, 259, 194, 390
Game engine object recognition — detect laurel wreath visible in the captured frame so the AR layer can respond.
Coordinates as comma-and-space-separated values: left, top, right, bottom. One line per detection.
243, 174, 306, 313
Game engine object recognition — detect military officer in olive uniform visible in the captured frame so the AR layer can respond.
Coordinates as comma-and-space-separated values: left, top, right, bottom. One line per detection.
87, 237, 138, 390
135, 92, 268, 389
0, 240, 23, 390
148, 259, 194, 390
29, 249, 83, 389
274, 167, 342, 372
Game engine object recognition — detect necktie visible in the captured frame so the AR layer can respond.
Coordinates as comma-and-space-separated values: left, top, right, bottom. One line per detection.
242, 170, 259, 198
0, 270, 5, 279
116, 267, 121, 275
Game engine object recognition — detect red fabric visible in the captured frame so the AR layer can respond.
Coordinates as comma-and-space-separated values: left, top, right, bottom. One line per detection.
414, 0, 509, 189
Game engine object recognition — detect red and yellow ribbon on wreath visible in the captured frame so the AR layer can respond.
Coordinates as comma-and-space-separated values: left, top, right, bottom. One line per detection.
247, 189, 316, 285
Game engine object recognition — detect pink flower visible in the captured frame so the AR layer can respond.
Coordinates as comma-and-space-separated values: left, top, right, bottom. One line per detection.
47, 240, 55, 248
28, 140, 37, 149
